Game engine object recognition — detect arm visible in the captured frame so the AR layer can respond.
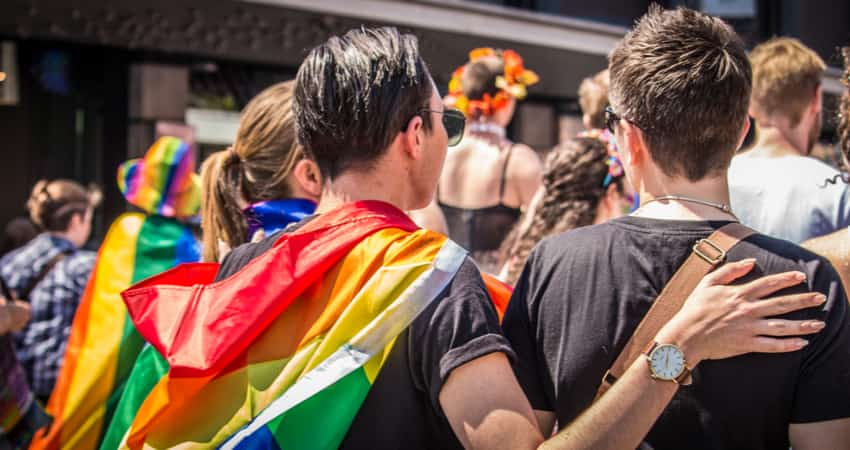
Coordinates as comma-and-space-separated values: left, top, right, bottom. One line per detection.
787, 257, 850, 448
803, 232, 850, 295
7, 300, 30, 332
0, 296, 10, 334
540, 356, 675, 449
790, 419, 850, 449
544, 259, 824, 450
425, 259, 541, 450
443, 260, 824, 450
0, 295, 30, 335
440, 352, 544, 450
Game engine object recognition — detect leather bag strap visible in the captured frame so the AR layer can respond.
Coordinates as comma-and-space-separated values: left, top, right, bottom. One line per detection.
594, 222, 755, 401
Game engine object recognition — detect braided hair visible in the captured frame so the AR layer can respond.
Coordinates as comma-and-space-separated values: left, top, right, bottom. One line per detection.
821, 48, 850, 187
499, 136, 625, 285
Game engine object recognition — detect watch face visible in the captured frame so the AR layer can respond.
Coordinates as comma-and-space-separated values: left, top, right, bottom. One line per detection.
649, 344, 686, 380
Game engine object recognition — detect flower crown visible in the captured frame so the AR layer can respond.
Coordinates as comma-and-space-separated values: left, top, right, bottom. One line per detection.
577, 128, 625, 188
446, 48, 539, 118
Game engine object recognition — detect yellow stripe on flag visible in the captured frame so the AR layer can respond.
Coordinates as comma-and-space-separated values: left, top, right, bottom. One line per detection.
59, 213, 144, 449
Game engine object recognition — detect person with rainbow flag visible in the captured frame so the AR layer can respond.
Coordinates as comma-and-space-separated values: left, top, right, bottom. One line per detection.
100, 27, 827, 450
30, 136, 201, 450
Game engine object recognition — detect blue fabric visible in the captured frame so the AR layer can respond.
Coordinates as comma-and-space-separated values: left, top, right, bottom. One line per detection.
0, 233, 95, 397
175, 227, 201, 264
242, 199, 316, 240
226, 425, 281, 450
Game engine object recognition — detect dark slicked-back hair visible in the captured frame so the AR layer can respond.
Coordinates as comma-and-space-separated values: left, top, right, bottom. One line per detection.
609, 5, 751, 181
294, 27, 433, 178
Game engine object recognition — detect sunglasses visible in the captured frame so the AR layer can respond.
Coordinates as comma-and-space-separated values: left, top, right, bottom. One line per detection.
604, 105, 621, 134
418, 108, 466, 147
605, 105, 652, 135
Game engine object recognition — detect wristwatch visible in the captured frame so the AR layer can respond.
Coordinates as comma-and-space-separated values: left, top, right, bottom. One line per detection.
645, 341, 692, 385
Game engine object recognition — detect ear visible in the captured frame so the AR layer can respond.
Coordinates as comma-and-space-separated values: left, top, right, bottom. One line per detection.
812, 85, 823, 114
621, 121, 646, 168
69, 211, 84, 231
598, 184, 614, 212
732, 116, 752, 152
747, 100, 759, 121
291, 159, 323, 201
401, 114, 426, 160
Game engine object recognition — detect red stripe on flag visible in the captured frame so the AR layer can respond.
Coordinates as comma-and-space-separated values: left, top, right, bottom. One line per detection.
121, 201, 418, 379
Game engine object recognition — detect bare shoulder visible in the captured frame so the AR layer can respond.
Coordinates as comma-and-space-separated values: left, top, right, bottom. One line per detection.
803, 230, 848, 256
803, 229, 850, 291
408, 200, 448, 235
507, 143, 543, 179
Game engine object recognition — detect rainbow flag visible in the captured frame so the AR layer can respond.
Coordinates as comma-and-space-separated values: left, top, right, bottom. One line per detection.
101, 201, 508, 449
116, 137, 201, 220
31, 212, 199, 450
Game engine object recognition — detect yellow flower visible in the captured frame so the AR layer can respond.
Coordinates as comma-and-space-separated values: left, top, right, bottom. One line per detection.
519, 70, 539, 86
454, 96, 470, 116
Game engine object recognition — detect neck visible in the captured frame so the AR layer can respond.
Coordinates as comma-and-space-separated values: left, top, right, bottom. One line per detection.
747, 125, 805, 158
635, 171, 734, 221
49, 231, 80, 248
468, 121, 506, 138
315, 168, 414, 215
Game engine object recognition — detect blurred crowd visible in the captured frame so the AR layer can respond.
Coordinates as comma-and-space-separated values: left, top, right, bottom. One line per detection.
2, 4, 850, 450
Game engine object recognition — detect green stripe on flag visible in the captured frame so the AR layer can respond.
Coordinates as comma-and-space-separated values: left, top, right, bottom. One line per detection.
269, 367, 372, 450
101, 216, 186, 448
100, 345, 169, 450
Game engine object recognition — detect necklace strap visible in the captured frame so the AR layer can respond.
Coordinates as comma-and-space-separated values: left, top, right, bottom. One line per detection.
638, 195, 738, 220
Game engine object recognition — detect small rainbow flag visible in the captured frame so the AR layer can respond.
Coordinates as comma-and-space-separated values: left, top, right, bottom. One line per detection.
100, 201, 509, 449
31, 212, 199, 450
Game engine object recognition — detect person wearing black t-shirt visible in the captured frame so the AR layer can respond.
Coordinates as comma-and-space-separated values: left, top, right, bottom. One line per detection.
202, 23, 832, 450
503, 7, 850, 450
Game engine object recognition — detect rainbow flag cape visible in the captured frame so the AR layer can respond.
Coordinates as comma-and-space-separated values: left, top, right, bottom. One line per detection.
31, 212, 199, 450
101, 201, 508, 449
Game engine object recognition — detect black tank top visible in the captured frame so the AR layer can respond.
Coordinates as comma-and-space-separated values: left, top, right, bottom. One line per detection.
438, 146, 521, 254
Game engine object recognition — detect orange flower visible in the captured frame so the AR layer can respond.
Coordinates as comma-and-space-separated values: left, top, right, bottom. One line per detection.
469, 48, 497, 61
448, 47, 538, 117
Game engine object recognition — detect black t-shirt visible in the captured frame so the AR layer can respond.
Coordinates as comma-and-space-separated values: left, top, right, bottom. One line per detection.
503, 216, 850, 450
216, 222, 514, 450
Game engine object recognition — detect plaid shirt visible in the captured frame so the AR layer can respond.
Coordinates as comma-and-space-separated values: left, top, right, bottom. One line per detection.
0, 234, 95, 397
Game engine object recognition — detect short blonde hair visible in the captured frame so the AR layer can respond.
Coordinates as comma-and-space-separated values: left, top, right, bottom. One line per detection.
750, 37, 825, 127
578, 69, 609, 129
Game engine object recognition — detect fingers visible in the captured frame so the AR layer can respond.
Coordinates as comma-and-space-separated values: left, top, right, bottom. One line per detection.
751, 318, 826, 337
749, 292, 826, 317
745, 336, 809, 354
738, 270, 807, 299
703, 258, 757, 286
